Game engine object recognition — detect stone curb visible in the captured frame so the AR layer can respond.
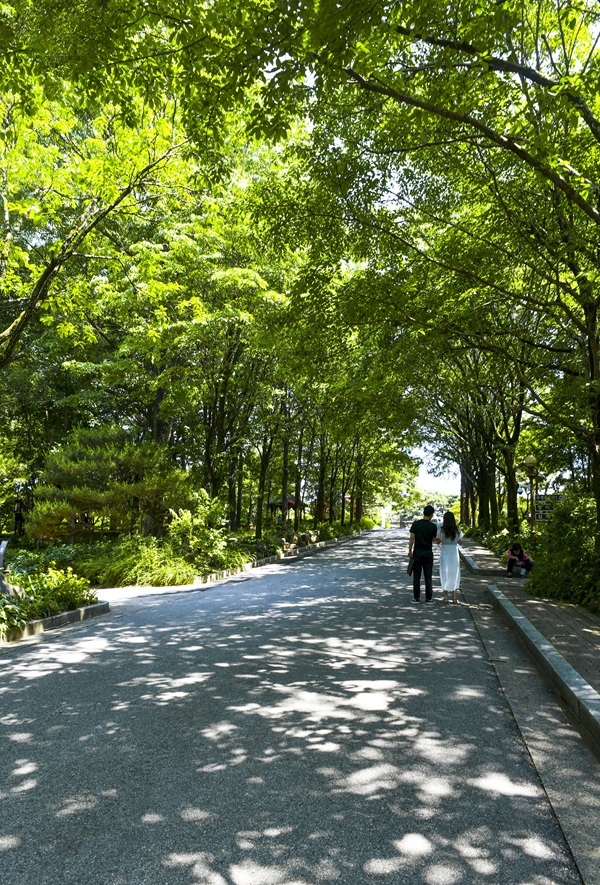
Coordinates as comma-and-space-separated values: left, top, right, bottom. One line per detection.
487, 584, 600, 754
0, 533, 363, 644
459, 545, 505, 576
0, 601, 110, 645
191, 533, 361, 590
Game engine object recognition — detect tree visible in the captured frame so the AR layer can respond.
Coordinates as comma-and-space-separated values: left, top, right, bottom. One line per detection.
29, 427, 192, 540
0, 85, 185, 366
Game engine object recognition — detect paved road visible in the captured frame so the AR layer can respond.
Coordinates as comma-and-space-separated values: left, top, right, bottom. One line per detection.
0, 530, 586, 884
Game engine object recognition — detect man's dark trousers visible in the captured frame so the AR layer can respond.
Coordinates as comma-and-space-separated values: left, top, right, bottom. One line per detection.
413, 550, 434, 602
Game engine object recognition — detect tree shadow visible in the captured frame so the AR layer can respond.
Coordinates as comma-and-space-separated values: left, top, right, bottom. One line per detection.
0, 531, 581, 883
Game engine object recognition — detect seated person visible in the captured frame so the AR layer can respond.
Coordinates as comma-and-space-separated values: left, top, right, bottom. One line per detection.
506, 541, 534, 577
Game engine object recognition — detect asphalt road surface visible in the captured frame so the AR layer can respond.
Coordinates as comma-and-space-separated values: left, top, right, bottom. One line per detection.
0, 530, 585, 884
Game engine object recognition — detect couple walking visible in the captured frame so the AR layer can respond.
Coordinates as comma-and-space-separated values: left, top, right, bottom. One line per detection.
407, 505, 463, 605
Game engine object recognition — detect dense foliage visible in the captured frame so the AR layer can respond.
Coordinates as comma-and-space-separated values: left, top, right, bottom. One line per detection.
528, 495, 599, 608
0, 565, 98, 639
0, 0, 599, 607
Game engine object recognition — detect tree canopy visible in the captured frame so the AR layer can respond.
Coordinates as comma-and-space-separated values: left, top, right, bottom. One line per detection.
1, 0, 600, 600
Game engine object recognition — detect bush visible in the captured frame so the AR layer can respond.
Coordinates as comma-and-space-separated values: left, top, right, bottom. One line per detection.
527, 492, 599, 608
0, 566, 99, 633
316, 522, 337, 540
3, 496, 382, 593
86, 536, 198, 588
168, 503, 231, 569
17, 567, 98, 620
7, 544, 83, 576
464, 525, 514, 558
297, 519, 364, 541
0, 600, 26, 640
254, 531, 284, 557
465, 495, 600, 610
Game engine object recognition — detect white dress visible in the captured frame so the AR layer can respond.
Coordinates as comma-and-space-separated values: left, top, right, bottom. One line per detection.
437, 527, 463, 591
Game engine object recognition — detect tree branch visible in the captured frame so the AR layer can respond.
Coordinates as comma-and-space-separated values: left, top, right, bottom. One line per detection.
0, 142, 186, 368
394, 24, 600, 146
341, 66, 600, 225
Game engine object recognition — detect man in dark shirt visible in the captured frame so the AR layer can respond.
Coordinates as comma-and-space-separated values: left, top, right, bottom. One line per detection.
408, 504, 438, 604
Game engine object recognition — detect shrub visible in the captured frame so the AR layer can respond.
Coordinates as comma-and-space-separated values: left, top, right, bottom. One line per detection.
334, 521, 357, 537
168, 499, 228, 564
316, 522, 337, 540
254, 531, 284, 558
7, 544, 83, 575
527, 492, 599, 608
0, 565, 99, 638
464, 525, 514, 559
17, 567, 98, 620
167, 499, 253, 574
464, 495, 600, 610
0, 600, 26, 639
89, 536, 198, 588
0, 566, 98, 635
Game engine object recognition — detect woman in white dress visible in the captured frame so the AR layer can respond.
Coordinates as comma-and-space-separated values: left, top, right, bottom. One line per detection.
437, 511, 463, 604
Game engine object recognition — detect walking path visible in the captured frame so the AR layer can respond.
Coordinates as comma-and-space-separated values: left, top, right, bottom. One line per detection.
1, 529, 596, 885
459, 537, 600, 755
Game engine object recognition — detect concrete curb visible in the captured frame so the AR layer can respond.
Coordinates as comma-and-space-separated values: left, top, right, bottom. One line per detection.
191, 533, 361, 590
459, 545, 504, 576
0, 533, 364, 645
487, 584, 600, 754
0, 601, 110, 645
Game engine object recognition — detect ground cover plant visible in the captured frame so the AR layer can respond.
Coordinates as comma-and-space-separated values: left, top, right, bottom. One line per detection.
2, 513, 372, 614
0, 600, 26, 640
0, 565, 98, 639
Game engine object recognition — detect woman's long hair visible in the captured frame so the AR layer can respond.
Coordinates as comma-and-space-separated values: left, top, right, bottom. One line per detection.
441, 511, 459, 540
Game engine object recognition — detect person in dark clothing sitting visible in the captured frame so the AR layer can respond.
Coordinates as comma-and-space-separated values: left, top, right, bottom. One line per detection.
408, 505, 438, 604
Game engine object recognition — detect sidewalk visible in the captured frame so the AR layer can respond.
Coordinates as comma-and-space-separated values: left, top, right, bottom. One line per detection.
460, 536, 600, 754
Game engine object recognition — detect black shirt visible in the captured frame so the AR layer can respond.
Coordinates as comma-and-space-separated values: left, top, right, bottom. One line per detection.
410, 518, 438, 551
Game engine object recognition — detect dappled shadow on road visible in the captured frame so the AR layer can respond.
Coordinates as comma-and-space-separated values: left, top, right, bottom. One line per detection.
0, 532, 581, 884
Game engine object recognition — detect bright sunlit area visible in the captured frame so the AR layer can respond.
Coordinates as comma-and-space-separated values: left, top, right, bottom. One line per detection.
414, 449, 460, 497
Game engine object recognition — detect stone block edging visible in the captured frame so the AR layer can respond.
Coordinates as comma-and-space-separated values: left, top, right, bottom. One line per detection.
192, 533, 360, 589
459, 545, 505, 576
487, 584, 600, 754
0, 532, 363, 644
0, 601, 110, 645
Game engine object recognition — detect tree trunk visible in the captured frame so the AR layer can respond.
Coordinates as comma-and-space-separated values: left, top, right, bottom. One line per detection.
503, 451, 520, 534
294, 429, 304, 532
228, 453, 238, 530
592, 440, 600, 562
315, 459, 326, 526
281, 435, 289, 530
460, 468, 470, 525
355, 440, 363, 522
476, 461, 491, 529
255, 436, 273, 540
328, 447, 339, 524
236, 454, 244, 530
340, 463, 347, 526
247, 478, 253, 528
314, 434, 328, 526
149, 386, 168, 443
489, 464, 499, 532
